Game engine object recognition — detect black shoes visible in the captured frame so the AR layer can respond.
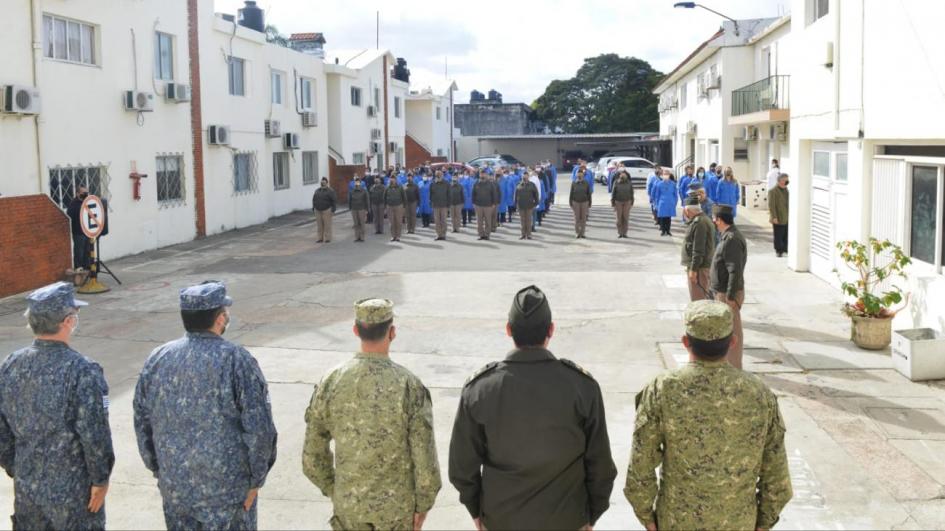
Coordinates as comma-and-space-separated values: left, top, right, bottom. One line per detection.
316, 239, 324, 243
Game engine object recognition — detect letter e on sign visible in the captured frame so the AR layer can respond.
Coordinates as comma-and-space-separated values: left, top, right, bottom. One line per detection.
80, 195, 106, 239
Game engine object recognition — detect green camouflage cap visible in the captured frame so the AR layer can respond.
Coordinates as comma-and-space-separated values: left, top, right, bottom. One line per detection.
685, 195, 701, 206
713, 204, 734, 216
684, 300, 733, 341
354, 298, 394, 324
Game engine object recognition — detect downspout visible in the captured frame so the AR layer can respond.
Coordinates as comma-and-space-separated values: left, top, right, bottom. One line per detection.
832, 0, 842, 132
449, 87, 454, 161
30, 0, 44, 193
383, 55, 390, 171
187, 0, 207, 237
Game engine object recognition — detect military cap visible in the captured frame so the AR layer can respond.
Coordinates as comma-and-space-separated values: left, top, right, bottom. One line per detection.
26, 281, 87, 315
685, 300, 733, 341
687, 181, 704, 191
179, 281, 233, 311
713, 204, 734, 216
685, 196, 701, 206
355, 298, 394, 324
508, 285, 552, 328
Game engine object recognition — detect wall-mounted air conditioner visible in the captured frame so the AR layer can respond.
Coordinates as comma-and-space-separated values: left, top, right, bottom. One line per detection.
166, 83, 191, 103
302, 111, 317, 128
367, 105, 376, 117
124, 90, 155, 112
208, 125, 230, 145
265, 119, 281, 138
1, 84, 41, 114
370, 128, 382, 140
284, 132, 300, 150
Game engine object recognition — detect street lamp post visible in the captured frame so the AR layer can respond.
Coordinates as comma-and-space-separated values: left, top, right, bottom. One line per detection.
673, 2, 740, 36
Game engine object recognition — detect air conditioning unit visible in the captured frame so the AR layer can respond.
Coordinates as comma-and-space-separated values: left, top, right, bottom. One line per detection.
668, 125, 677, 136
389, 141, 398, 152
707, 75, 722, 89
370, 128, 382, 140
1, 84, 41, 114
367, 105, 376, 117
743, 126, 758, 141
265, 119, 281, 138
770, 121, 788, 142
283, 132, 300, 150
301, 111, 317, 128
686, 121, 697, 135
123, 90, 154, 112
208, 125, 230, 145
370, 142, 380, 154
166, 83, 191, 103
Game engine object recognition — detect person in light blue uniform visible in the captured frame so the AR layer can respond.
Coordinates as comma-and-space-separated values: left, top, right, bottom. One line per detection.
419, 176, 433, 227
496, 172, 509, 224
715, 166, 741, 218
571, 160, 595, 194
678, 165, 695, 207
461, 170, 475, 226
397, 170, 408, 187
653, 170, 679, 236
506, 170, 521, 223
134, 281, 277, 531
0, 282, 115, 531
547, 163, 558, 209
536, 171, 549, 226
646, 165, 663, 225
704, 162, 720, 202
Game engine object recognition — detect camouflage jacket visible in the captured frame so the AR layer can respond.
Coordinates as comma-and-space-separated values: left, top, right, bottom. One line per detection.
303, 353, 441, 521
133, 332, 278, 508
0, 340, 115, 507
624, 360, 792, 530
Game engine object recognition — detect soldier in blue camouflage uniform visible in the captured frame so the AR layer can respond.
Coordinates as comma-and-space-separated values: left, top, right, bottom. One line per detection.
133, 281, 278, 531
0, 282, 115, 530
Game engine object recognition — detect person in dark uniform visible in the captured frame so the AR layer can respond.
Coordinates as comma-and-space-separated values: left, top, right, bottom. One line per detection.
448, 286, 617, 531
710, 205, 748, 369
369, 178, 387, 235
405, 174, 420, 234
66, 186, 92, 270
0, 282, 115, 530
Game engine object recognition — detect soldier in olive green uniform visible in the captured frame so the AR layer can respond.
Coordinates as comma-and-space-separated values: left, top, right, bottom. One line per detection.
710, 204, 748, 369
569, 171, 592, 238
384, 179, 407, 242
514, 176, 539, 240
312, 178, 338, 243
625, 300, 792, 530
405, 177, 420, 234
449, 178, 465, 233
768, 173, 789, 257
472, 173, 497, 240
369, 179, 387, 235
610, 170, 635, 238
430, 172, 451, 240
682, 196, 715, 301
348, 178, 370, 242
303, 299, 441, 531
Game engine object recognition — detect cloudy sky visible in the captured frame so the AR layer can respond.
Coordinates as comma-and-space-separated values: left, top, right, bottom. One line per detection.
216, 0, 789, 104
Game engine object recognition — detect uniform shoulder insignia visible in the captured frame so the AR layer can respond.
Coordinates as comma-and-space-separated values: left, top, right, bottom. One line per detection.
560, 358, 595, 380
464, 362, 499, 387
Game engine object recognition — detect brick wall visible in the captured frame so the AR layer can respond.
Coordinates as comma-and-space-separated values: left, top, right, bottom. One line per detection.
0, 195, 72, 298
405, 134, 433, 170
328, 157, 366, 204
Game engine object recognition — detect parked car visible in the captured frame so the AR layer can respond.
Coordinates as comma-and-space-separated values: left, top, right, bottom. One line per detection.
467, 154, 525, 170
594, 157, 659, 187
430, 162, 475, 173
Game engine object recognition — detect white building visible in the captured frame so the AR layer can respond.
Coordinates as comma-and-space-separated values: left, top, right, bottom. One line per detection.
323, 49, 399, 173
406, 81, 458, 164
784, 0, 945, 331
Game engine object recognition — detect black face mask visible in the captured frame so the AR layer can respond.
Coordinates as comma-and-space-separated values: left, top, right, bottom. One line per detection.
79, 193, 89, 199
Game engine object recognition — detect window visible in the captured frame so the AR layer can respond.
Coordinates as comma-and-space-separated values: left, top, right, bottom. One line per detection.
436, 149, 444, 157
155, 32, 174, 81
436, 106, 441, 120
352, 152, 365, 165
836, 153, 848, 182
376, 154, 384, 171
273, 152, 290, 190
270, 70, 283, 105
233, 152, 258, 194
43, 15, 95, 65
909, 165, 942, 266
374, 87, 380, 109
300, 78, 313, 110
48, 165, 110, 209
228, 57, 245, 96
302, 151, 319, 184
812, 151, 830, 177
394, 96, 401, 118
679, 82, 688, 110
808, 0, 829, 25
156, 155, 185, 205
351, 86, 362, 106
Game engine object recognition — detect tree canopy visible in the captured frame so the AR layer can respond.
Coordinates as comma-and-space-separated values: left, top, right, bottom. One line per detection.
531, 54, 663, 134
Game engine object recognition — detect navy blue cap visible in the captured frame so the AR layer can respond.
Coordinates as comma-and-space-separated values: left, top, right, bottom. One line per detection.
688, 181, 704, 191
26, 282, 88, 315
179, 281, 233, 311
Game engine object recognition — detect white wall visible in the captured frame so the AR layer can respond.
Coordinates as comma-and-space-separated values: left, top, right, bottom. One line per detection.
389, 79, 408, 168
325, 55, 391, 171
0, 1, 40, 198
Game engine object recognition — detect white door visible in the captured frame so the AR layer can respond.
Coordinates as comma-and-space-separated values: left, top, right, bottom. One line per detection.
809, 145, 849, 279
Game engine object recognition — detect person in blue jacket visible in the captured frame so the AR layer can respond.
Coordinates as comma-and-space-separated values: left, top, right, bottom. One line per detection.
646, 165, 663, 225
419, 175, 433, 227
704, 162, 720, 202
397, 170, 408, 187
461, 170, 475, 226
496, 172, 509, 224
677, 165, 695, 207
715, 166, 741, 217
571, 160, 595, 194
536, 171, 549, 226
506, 169, 521, 224
653, 169, 679, 236
547, 162, 558, 209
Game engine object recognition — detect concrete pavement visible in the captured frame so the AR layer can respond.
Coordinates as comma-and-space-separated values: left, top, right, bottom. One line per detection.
0, 178, 943, 529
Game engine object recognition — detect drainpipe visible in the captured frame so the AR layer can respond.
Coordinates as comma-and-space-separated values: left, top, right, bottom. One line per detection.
832, 0, 842, 132
187, 0, 206, 237
30, 0, 44, 193
383, 55, 390, 171
449, 87, 454, 161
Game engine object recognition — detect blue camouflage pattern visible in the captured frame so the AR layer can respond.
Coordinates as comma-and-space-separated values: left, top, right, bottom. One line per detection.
163, 499, 257, 531
0, 339, 114, 529
133, 332, 278, 511
26, 281, 87, 316
179, 281, 234, 311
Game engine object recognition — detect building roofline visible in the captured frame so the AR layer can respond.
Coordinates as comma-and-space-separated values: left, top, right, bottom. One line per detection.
471, 133, 658, 140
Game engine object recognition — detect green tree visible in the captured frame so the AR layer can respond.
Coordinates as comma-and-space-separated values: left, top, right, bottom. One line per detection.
532, 54, 663, 134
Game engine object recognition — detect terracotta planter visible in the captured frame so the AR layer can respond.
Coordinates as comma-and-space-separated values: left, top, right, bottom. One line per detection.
850, 314, 893, 350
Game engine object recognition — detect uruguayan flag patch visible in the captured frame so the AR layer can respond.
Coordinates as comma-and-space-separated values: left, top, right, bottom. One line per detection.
103, 395, 110, 410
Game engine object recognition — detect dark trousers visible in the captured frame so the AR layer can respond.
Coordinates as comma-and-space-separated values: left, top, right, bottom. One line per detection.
72, 233, 91, 269
462, 209, 473, 225
14, 494, 104, 531
499, 212, 507, 223
163, 500, 256, 531
773, 224, 788, 254
421, 213, 431, 227
658, 217, 672, 234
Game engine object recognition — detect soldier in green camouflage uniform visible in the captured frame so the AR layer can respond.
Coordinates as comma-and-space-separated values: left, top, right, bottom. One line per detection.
302, 299, 441, 531
624, 300, 792, 530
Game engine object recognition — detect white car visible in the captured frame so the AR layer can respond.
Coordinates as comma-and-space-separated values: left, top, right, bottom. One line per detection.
595, 157, 659, 187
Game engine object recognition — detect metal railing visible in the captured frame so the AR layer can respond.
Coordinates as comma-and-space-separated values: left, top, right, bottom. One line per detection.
731, 75, 790, 116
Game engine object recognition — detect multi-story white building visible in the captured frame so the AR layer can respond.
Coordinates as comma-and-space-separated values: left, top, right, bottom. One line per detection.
406, 81, 458, 165
784, 0, 945, 331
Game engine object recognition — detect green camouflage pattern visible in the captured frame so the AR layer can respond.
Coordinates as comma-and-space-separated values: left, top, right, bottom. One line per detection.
624, 361, 792, 530
303, 353, 441, 523
684, 300, 733, 340
354, 298, 394, 324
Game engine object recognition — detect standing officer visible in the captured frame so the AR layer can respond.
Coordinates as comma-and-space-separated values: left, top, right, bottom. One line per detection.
490, 172, 503, 233
449, 176, 465, 233
348, 176, 370, 242
514, 173, 539, 240
0, 282, 114, 530
682, 197, 715, 301
303, 299, 441, 531
473, 172, 497, 241
430, 171, 451, 241
625, 300, 792, 530
768, 173, 790, 257
384, 177, 407, 242
449, 286, 617, 530
569, 170, 592, 238
66, 186, 92, 270
710, 205, 748, 369
689, 181, 715, 218
611, 169, 635, 239
134, 281, 278, 530
312, 177, 337, 244
405, 174, 420, 234
370, 177, 387, 235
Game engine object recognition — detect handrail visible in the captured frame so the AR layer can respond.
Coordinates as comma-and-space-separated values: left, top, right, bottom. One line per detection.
731, 75, 790, 116
674, 155, 694, 178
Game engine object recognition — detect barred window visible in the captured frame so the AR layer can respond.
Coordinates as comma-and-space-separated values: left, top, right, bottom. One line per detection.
273, 152, 290, 190
302, 151, 319, 185
156, 154, 185, 206
352, 152, 365, 165
48, 164, 110, 209
233, 151, 258, 194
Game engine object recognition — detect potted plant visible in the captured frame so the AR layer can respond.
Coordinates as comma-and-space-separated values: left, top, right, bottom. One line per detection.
836, 238, 911, 350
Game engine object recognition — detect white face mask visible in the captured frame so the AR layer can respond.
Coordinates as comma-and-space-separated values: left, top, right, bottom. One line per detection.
69, 313, 79, 334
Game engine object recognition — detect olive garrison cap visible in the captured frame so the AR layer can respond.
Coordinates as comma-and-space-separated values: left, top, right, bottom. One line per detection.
685, 300, 733, 341
355, 298, 394, 324
713, 204, 734, 216
508, 285, 552, 328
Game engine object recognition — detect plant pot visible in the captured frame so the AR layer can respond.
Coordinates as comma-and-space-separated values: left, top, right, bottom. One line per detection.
850, 314, 893, 350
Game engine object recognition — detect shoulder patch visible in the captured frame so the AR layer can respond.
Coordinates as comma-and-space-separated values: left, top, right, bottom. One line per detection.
560, 358, 595, 380
464, 362, 499, 387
